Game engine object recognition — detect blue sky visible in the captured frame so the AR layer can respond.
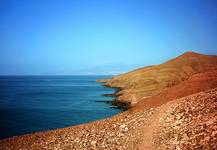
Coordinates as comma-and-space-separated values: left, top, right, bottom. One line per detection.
0, 0, 217, 75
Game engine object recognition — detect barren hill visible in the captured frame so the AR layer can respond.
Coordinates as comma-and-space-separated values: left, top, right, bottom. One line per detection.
98, 51, 217, 106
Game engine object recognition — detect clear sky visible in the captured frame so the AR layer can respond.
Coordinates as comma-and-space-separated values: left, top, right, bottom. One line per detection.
0, 0, 217, 75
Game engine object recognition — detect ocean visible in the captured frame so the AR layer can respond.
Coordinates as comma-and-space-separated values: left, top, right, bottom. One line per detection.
0, 75, 123, 139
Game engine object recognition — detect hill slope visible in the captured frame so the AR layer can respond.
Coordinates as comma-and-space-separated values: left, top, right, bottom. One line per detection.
1, 51, 217, 149
1, 88, 216, 149
98, 51, 217, 106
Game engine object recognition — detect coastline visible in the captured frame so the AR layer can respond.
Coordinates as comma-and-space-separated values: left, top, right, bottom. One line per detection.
1, 52, 217, 149
97, 79, 132, 110
0, 75, 122, 140
1, 87, 217, 149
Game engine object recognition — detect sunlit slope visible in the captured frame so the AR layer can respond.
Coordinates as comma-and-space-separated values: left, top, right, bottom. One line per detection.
98, 51, 217, 104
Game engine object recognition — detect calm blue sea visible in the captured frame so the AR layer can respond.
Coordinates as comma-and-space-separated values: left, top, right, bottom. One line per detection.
0, 75, 122, 139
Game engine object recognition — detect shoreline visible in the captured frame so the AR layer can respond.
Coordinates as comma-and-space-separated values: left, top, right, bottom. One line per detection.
0, 76, 123, 140
1, 52, 217, 149
1, 87, 216, 149
98, 79, 132, 110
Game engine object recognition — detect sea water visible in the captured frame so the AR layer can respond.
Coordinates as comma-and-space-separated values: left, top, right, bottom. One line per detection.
0, 76, 122, 139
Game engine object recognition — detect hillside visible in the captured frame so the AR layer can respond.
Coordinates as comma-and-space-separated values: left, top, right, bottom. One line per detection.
98, 51, 217, 106
1, 51, 217, 149
1, 88, 216, 149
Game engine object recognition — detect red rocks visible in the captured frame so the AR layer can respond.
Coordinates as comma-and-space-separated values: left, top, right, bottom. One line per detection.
152, 88, 217, 150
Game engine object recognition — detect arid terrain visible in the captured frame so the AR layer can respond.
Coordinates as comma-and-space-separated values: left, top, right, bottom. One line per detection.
0, 51, 217, 149
98, 51, 217, 107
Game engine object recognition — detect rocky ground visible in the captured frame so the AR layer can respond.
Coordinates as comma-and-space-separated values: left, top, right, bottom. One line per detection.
0, 104, 156, 150
1, 88, 217, 149
1, 52, 217, 149
152, 88, 217, 150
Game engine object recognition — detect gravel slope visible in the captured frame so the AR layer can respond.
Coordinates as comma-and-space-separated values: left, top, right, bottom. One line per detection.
1, 52, 217, 149
0, 88, 217, 149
